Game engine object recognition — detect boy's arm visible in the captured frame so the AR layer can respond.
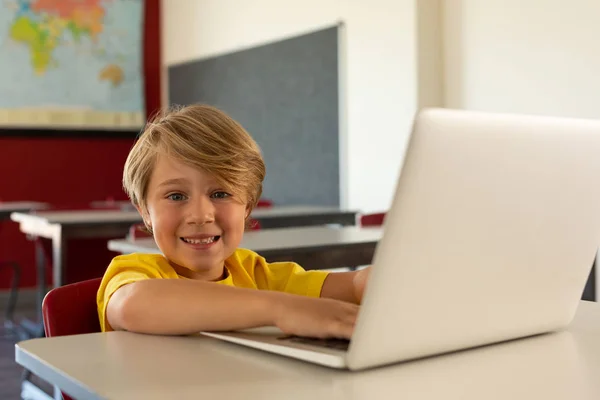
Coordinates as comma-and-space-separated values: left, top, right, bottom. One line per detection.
320, 267, 371, 304
107, 278, 358, 338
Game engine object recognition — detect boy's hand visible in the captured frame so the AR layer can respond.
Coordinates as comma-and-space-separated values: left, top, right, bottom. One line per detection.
274, 295, 359, 339
352, 266, 371, 303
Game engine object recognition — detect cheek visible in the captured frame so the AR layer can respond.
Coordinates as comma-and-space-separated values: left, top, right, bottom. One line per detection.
149, 206, 178, 233
220, 204, 248, 230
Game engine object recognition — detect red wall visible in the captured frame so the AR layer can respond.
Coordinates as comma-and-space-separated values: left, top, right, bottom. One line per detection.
0, 0, 161, 289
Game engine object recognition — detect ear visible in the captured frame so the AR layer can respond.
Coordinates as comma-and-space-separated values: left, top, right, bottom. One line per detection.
245, 204, 252, 219
135, 204, 152, 229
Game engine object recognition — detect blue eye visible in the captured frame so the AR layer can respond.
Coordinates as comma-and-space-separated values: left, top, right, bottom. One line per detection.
167, 193, 186, 201
211, 191, 230, 199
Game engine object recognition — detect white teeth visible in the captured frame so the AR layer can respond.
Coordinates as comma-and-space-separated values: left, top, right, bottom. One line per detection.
183, 236, 216, 244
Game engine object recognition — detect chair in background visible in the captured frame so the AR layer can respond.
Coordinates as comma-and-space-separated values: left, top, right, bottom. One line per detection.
127, 222, 153, 240
349, 212, 387, 272
247, 218, 262, 231
256, 198, 274, 208
359, 212, 386, 227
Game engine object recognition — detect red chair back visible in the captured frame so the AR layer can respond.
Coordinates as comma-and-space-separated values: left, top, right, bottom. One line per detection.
256, 198, 273, 208
247, 218, 262, 230
42, 278, 102, 337
127, 222, 153, 240
360, 212, 387, 227
42, 278, 102, 400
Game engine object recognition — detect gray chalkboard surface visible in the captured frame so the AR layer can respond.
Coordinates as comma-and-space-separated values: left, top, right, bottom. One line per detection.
168, 26, 339, 206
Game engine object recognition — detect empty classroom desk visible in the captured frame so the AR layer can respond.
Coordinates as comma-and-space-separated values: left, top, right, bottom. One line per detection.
108, 226, 383, 270
250, 206, 358, 228
0, 201, 47, 220
11, 209, 143, 287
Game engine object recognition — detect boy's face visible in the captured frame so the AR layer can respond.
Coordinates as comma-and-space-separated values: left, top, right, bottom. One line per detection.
140, 154, 248, 280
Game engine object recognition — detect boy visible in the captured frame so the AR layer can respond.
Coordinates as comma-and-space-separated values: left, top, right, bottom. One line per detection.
97, 104, 370, 339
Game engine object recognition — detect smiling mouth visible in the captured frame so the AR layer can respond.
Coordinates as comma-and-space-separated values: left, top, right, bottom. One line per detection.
181, 236, 220, 245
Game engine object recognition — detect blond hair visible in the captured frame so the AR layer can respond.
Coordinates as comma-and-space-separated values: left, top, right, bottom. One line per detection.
123, 104, 265, 214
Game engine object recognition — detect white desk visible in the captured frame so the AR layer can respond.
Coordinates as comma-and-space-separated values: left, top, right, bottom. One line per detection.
0, 201, 47, 220
88, 200, 135, 210
250, 206, 358, 228
10, 206, 356, 287
11, 209, 143, 287
15, 301, 600, 400
109, 226, 383, 270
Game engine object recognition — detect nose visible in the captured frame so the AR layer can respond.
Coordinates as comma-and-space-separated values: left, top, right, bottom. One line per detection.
185, 195, 215, 225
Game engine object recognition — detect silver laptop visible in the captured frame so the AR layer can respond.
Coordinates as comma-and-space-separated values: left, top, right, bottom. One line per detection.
201, 108, 600, 370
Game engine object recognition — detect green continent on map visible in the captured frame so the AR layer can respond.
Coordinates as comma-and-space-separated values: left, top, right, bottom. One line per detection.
9, 15, 64, 75
1, 0, 142, 119
8, 1, 106, 76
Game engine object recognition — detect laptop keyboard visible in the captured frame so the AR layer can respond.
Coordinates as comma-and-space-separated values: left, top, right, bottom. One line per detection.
278, 335, 350, 351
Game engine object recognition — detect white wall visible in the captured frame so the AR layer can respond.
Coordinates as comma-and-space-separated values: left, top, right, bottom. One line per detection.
442, 0, 600, 296
417, 0, 444, 108
443, 0, 600, 119
161, 0, 600, 211
162, 0, 422, 212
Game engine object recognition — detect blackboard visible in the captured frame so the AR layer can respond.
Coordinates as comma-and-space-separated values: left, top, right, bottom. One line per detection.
168, 26, 340, 206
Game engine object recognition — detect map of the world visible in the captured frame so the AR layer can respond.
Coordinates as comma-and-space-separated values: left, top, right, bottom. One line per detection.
0, 0, 144, 130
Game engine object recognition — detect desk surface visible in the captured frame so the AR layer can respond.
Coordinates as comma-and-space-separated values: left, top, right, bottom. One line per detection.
0, 201, 47, 219
10, 205, 355, 226
108, 226, 383, 254
251, 205, 355, 218
11, 209, 143, 226
16, 301, 600, 400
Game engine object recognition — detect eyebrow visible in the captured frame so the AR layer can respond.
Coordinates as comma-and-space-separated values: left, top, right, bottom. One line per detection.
157, 178, 190, 188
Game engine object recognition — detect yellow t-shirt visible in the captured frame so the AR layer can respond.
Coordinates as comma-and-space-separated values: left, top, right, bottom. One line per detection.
97, 248, 329, 332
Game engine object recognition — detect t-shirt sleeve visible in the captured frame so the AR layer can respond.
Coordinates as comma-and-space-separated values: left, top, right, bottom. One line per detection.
96, 255, 168, 332
253, 256, 329, 297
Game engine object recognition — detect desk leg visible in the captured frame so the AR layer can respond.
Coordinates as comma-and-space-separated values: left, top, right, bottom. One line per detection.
18, 239, 47, 338
51, 227, 65, 288
20, 380, 53, 400
34, 240, 46, 324
53, 385, 61, 400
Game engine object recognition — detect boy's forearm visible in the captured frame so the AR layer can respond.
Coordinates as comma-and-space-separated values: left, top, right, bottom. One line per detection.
320, 267, 371, 304
110, 279, 284, 335
320, 271, 359, 304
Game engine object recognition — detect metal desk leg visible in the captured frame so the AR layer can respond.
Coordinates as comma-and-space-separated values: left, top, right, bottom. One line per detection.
51, 226, 65, 288
20, 380, 53, 400
35, 240, 46, 324
18, 239, 47, 338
